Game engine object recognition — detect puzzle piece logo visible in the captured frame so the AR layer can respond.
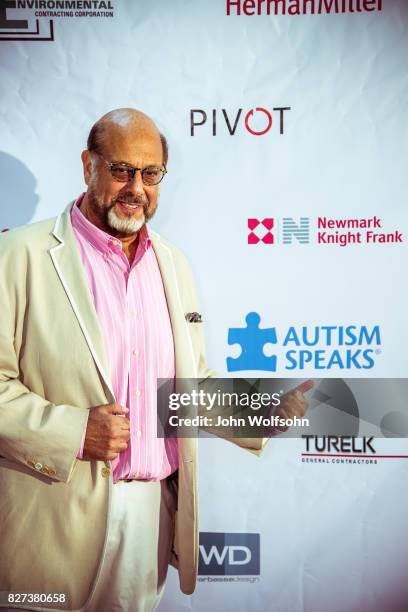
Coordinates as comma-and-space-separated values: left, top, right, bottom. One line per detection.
227, 312, 278, 372
248, 218, 274, 244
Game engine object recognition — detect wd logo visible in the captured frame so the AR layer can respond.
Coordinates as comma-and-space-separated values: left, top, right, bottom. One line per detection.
198, 532, 260, 576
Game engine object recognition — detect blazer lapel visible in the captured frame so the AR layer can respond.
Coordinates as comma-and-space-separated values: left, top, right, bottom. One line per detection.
151, 232, 198, 462
150, 232, 198, 379
48, 202, 115, 403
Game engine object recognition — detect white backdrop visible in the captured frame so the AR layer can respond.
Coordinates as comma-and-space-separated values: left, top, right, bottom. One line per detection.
1, 1, 408, 610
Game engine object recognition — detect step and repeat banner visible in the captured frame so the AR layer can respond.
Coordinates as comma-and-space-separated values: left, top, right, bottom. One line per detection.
1, 1, 407, 611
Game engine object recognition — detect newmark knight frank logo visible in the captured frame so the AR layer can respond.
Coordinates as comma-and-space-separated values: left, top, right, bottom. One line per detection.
0, 0, 114, 41
247, 216, 403, 246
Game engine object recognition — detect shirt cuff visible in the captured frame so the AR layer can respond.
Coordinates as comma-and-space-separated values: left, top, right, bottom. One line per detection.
76, 415, 89, 459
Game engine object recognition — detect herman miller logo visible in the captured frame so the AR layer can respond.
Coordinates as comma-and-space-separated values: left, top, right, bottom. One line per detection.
198, 533, 260, 576
227, 312, 382, 372
226, 0, 383, 17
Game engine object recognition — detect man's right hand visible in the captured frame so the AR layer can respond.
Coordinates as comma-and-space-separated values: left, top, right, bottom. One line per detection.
82, 403, 131, 461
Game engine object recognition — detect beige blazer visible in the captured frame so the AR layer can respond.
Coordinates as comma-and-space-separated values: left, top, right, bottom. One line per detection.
0, 202, 265, 610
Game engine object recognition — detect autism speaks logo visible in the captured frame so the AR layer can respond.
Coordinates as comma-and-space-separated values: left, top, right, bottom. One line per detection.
226, 312, 382, 372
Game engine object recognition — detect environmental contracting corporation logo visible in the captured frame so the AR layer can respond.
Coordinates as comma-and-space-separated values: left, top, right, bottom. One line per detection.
0, 0, 115, 41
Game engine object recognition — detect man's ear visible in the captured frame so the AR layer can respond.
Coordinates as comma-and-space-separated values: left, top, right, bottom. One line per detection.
81, 150, 93, 186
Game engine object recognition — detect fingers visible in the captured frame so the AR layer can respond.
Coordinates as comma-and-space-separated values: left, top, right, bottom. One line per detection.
295, 379, 314, 394
118, 419, 131, 430
84, 403, 132, 461
279, 382, 311, 420
105, 403, 129, 415
106, 403, 131, 427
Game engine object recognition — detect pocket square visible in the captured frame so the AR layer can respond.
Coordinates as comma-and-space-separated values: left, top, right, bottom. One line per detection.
185, 312, 202, 323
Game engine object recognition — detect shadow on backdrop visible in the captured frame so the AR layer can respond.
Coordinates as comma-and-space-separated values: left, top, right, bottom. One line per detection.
0, 152, 39, 231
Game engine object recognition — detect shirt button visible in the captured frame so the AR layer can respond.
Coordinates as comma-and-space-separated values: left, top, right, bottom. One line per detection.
135, 389, 141, 397
136, 430, 142, 438
110, 239, 120, 250
133, 349, 139, 356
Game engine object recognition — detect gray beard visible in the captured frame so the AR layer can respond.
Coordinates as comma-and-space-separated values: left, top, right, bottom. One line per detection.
87, 189, 156, 235
107, 206, 146, 234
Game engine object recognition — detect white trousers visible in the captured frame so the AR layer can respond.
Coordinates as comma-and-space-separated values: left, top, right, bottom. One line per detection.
4, 477, 176, 612
83, 477, 176, 612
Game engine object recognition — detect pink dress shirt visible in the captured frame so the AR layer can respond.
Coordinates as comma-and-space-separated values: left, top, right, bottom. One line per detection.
71, 195, 178, 482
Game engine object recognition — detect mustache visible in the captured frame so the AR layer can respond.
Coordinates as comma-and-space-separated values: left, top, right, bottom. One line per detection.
112, 194, 148, 207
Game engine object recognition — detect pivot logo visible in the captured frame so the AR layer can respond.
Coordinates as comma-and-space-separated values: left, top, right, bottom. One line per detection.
190, 107, 291, 136
227, 312, 382, 372
199, 532, 260, 576
247, 217, 310, 245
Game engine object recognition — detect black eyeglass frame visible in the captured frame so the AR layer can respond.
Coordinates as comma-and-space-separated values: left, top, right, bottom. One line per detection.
92, 151, 167, 186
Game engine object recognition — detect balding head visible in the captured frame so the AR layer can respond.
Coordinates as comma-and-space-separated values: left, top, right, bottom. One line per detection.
80, 108, 167, 238
87, 108, 168, 165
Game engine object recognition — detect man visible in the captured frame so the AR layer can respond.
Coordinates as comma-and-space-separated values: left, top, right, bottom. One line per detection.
0, 108, 311, 612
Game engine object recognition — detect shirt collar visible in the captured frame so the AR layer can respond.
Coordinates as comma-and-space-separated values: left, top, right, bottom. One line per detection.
71, 193, 152, 255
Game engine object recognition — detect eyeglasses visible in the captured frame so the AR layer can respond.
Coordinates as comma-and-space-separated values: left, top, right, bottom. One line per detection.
94, 152, 167, 186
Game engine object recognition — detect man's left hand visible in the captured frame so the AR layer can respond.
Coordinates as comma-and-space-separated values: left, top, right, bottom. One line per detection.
271, 379, 314, 434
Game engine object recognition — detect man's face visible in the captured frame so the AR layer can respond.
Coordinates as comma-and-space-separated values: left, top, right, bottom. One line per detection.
81, 127, 163, 235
